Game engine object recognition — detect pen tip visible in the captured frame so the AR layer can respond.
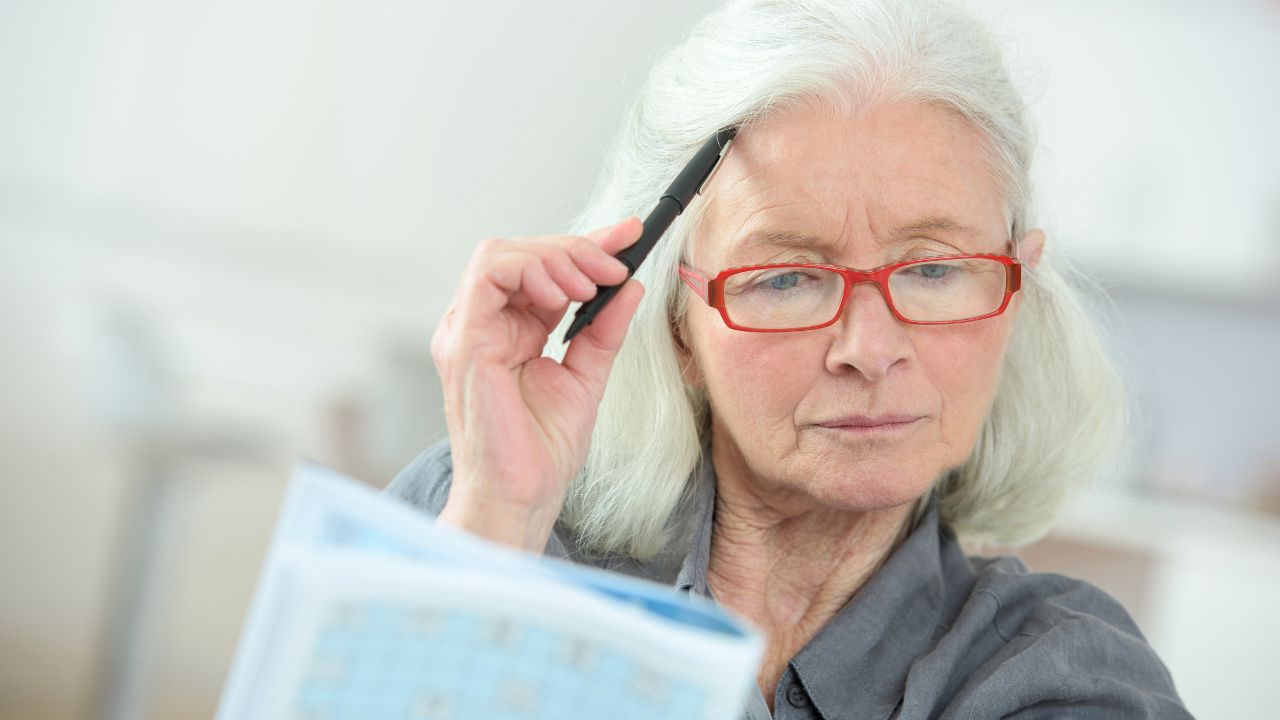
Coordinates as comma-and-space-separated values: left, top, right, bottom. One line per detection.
563, 316, 587, 343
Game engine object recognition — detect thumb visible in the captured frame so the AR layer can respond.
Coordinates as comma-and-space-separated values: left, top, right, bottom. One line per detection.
561, 279, 645, 397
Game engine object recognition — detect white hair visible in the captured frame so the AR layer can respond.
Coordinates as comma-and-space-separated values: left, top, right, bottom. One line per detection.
543, 0, 1126, 559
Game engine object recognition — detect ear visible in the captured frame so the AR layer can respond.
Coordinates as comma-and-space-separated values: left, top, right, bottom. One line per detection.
1019, 228, 1046, 269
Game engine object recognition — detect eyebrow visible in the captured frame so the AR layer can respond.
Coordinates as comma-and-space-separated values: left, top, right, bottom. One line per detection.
895, 216, 981, 238
728, 216, 980, 257
730, 229, 834, 255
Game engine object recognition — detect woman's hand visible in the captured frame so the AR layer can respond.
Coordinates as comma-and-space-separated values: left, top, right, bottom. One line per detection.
431, 218, 646, 552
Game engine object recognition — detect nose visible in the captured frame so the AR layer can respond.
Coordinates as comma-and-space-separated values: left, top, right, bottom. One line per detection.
823, 280, 913, 380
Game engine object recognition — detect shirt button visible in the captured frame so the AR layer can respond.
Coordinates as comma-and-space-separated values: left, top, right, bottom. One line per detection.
785, 682, 810, 709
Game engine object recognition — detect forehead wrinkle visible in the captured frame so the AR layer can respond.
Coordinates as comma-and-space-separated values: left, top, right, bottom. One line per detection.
721, 184, 987, 265
716, 194, 833, 262
697, 120, 1000, 268
726, 215, 981, 264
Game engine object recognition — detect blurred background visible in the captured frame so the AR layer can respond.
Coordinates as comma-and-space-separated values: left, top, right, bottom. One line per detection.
1, 0, 1277, 718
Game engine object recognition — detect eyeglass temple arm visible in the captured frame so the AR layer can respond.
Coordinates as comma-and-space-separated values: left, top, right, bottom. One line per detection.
678, 266, 710, 301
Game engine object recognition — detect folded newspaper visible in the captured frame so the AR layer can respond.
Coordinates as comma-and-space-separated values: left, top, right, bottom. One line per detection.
217, 462, 763, 719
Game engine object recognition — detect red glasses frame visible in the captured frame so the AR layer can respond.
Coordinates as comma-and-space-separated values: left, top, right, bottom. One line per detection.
677, 254, 1023, 332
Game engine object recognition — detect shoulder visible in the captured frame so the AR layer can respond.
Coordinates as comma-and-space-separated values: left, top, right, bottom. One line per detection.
966, 555, 1148, 649
384, 437, 454, 517
918, 553, 1193, 718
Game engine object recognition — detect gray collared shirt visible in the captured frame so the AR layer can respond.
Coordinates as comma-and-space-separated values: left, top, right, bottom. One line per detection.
386, 439, 1193, 719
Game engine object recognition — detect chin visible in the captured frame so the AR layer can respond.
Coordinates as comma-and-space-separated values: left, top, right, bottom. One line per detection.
805, 465, 933, 513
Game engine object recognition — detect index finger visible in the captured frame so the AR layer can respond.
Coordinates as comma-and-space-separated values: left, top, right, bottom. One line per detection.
584, 217, 644, 256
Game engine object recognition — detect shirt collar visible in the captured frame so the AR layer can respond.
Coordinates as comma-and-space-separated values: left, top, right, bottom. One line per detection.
673, 442, 716, 597
790, 493, 951, 720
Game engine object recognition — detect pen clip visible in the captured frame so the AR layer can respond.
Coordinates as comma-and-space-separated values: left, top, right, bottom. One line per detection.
697, 131, 736, 196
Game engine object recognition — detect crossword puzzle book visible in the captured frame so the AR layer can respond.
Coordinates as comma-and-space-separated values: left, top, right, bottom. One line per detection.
216, 462, 763, 720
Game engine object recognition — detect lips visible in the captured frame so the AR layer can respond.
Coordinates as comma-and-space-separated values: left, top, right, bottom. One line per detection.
816, 415, 923, 429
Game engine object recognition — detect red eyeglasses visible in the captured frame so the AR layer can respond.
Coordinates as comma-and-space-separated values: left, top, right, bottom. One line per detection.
678, 254, 1022, 332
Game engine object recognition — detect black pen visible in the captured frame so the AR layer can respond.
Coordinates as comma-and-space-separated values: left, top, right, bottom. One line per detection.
563, 126, 738, 343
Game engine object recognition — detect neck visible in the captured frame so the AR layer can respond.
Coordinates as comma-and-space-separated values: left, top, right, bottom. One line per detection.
705, 438, 916, 711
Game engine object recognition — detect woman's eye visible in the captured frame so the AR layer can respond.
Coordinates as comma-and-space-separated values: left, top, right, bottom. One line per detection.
761, 272, 801, 290
917, 264, 950, 280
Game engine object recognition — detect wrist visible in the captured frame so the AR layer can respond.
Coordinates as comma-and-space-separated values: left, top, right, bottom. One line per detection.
437, 491, 561, 553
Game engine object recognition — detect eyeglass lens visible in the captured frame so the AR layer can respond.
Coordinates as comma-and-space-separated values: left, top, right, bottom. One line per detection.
721, 258, 1008, 329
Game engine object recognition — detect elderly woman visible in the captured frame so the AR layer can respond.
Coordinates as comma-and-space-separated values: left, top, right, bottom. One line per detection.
388, 0, 1191, 717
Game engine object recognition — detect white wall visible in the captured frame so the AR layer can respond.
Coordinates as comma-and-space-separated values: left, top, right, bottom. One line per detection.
1, 2, 723, 719
987, 0, 1280, 297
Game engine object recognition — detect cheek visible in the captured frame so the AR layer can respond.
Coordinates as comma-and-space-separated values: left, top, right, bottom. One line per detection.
696, 328, 820, 427
918, 318, 1012, 439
